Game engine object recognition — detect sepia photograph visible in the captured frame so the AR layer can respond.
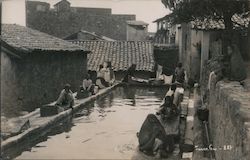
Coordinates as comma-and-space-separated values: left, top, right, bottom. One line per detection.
0, 0, 250, 159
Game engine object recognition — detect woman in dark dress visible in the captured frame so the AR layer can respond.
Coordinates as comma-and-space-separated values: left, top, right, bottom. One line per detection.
228, 44, 246, 81
122, 64, 136, 83
138, 96, 177, 157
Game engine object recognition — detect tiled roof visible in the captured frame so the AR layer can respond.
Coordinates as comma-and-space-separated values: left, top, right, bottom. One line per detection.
72, 41, 155, 72
153, 14, 173, 23
127, 20, 149, 26
154, 13, 249, 30
1, 24, 88, 52
192, 13, 250, 30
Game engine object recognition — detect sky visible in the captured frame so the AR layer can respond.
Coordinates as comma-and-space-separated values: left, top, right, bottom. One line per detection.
2, 0, 27, 26
30, 0, 170, 32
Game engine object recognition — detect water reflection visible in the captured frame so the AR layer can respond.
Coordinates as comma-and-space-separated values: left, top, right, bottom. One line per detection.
95, 92, 114, 109
9, 86, 168, 160
123, 86, 136, 106
49, 117, 74, 134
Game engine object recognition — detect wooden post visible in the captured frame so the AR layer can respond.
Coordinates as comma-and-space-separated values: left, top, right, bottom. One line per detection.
157, 22, 159, 31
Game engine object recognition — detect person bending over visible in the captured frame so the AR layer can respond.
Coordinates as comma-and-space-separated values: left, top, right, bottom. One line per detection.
82, 74, 95, 95
56, 84, 74, 110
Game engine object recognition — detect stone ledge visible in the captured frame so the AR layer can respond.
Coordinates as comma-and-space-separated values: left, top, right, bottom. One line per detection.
209, 77, 250, 160
216, 81, 250, 123
1, 83, 120, 152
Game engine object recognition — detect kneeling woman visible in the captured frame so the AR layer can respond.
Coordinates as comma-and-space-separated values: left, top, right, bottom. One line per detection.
82, 74, 95, 95
138, 115, 175, 157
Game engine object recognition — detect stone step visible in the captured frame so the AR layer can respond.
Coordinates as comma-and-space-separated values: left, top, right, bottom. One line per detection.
182, 95, 195, 159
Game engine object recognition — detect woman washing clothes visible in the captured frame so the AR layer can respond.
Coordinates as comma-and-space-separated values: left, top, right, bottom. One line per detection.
82, 74, 95, 95
96, 64, 110, 89
138, 96, 178, 158
76, 74, 97, 99
157, 96, 179, 120
104, 61, 115, 86
122, 64, 136, 83
174, 62, 185, 84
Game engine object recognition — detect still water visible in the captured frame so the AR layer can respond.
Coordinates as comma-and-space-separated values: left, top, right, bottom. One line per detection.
14, 86, 176, 160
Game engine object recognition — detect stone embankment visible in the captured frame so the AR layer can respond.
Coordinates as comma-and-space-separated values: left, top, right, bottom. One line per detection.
207, 74, 250, 160
1, 83, 120, 154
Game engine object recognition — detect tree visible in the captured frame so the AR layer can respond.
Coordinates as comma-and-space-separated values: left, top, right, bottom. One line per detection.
162, 0, 248, 29
161, 0, 249, 48
162, 0, 249, 79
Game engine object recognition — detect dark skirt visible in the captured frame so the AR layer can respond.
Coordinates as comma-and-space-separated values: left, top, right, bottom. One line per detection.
96, 77, 110, 88
138, 114, 166, 152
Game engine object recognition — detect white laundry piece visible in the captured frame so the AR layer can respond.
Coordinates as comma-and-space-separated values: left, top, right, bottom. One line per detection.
208, 71, 215, 90
163, 75, 173, 84
173, 87, 184, 106
166, 88, 174, 97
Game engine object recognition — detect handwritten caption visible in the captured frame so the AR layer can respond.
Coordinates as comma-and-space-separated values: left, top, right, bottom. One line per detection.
195, 145, 232, 151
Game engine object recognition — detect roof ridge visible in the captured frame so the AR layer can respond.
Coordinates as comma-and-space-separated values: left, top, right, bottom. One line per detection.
2, 24, 89, 52
72, 39, 155, 72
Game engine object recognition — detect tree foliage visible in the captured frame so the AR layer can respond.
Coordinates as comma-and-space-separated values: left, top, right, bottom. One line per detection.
161, 0, 249, 30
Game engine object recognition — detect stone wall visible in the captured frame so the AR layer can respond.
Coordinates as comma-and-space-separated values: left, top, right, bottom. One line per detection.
206, 75, 250, 160
1, 50, 87, 117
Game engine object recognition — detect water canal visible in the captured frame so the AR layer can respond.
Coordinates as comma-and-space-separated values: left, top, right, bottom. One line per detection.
7, 86, 179, 160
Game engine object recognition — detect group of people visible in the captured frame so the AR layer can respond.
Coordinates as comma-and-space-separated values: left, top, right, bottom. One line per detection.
156, 62, 186, 86
138, 82, 184, 158
53, 61, 185, 113
77, 61, 116, 99
55, 61, 116, 110
95, 61, 116, 89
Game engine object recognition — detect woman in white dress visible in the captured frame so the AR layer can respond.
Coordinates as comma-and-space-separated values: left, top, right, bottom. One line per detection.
103, 61, 115, 86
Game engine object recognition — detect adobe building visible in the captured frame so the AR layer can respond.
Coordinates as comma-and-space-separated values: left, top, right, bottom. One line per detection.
1, 24, 89, 118
153, 14, 179, 45
126, 20, 149, 41
26, 0, 136, 40
178, 14, 249, 83
154, 13, 249, 83
54, 0, 71, 12
26, 1, 50, 13
152, 15, 180, 77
